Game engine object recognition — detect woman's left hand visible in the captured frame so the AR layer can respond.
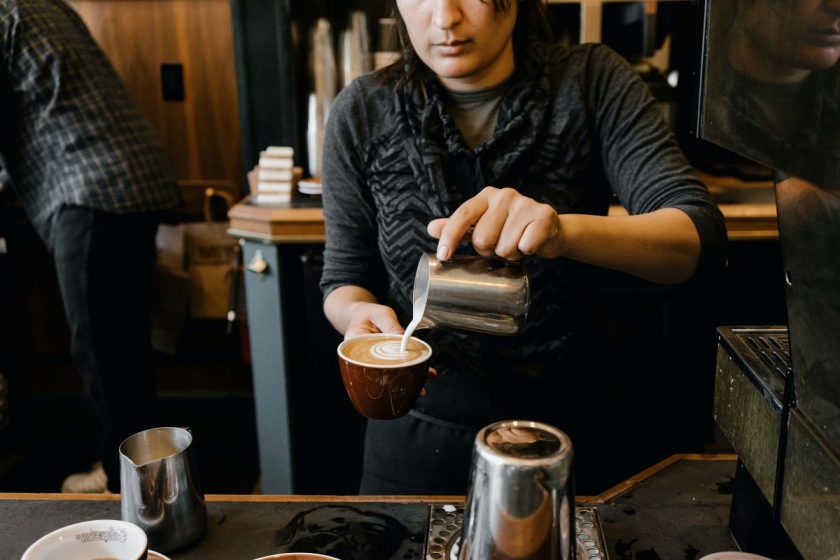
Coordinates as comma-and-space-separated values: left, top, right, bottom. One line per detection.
427, 186, 564, 261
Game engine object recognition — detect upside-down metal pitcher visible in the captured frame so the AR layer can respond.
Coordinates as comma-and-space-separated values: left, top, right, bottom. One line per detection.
460, 420, 575, 560
119, 427, 207, 552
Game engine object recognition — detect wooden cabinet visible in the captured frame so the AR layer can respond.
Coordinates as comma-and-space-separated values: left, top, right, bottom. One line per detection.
69, 0, 243, 203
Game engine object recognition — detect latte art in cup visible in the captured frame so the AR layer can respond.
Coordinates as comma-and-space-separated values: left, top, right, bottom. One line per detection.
341, 336, 430, 366
337, 333, 433, 419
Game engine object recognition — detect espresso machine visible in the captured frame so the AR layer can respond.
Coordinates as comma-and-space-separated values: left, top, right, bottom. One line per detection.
697, 0, 840, 557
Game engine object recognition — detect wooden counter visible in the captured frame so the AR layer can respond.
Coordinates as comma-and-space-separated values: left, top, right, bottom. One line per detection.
227, 195, 325, 243
228, 196, 778, 243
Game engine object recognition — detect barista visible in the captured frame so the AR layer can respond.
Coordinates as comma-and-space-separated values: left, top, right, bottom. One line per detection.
320, 0, 725, 494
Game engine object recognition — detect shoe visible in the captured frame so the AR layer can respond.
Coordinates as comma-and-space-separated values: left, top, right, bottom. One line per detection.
61, 461, 111, 493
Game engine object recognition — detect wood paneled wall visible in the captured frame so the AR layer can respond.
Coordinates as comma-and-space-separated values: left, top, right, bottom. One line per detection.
69, 0, 242, 198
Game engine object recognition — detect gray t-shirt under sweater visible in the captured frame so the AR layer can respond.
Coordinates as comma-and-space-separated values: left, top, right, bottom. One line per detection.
444, 79, 512, 150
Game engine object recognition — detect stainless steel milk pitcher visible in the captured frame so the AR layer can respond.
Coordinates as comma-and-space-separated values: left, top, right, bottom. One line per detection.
119, 427, 207, 552
459, 420, 575, 560
413, 253, 530, 335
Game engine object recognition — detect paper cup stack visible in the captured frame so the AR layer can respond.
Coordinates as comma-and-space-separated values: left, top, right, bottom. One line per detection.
255, 146, 295, 204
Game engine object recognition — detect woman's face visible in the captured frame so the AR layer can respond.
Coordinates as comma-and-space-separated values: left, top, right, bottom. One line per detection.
742, 0, 840, 74
396, 0, 518, 91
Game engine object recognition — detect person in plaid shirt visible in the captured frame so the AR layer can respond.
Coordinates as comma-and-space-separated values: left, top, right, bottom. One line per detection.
0, 0, 180, 492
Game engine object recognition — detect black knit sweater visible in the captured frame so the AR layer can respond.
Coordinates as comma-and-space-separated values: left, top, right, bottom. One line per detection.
321, 40, 725, 424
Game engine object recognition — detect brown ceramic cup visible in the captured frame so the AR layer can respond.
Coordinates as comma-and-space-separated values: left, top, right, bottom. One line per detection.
337, 333, 432, 420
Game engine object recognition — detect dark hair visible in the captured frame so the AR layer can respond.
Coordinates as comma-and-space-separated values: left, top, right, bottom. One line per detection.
380, 0, 553, 91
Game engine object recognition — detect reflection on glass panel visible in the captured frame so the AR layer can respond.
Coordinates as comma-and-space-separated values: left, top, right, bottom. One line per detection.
776, 176, 840, 449
700, 0, 840, 189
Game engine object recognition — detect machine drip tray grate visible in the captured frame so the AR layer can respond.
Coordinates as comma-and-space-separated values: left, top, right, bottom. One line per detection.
425, 504, 608, 560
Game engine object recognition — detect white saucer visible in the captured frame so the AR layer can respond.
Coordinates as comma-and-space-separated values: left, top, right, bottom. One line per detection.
148, 551, 173, 560
298, 178, 322, 195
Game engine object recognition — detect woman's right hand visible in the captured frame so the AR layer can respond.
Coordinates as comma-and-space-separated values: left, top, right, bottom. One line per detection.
342, 301, 404, 340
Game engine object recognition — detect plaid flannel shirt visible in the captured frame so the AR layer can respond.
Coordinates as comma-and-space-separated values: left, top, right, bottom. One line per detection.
0, 0, 180, 249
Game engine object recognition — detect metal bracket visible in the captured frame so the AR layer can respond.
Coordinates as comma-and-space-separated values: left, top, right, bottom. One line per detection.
247, 250, 269, 275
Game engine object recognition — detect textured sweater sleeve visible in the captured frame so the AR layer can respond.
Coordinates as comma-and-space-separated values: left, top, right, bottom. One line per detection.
586, 44, 726, 279
319, 79, 382, 299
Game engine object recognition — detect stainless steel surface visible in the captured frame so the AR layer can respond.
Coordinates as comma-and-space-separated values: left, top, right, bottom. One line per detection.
701, 0, 840, 550
774, 177, 840, 557
713, 339, 781, 506
776, 178, 840, 454
715, 326, 790, 409
714, 176, 840, 556
780, 409, 840, 560
413, 253, 530, 336
459, 420, 574, 560
120, 427, 208, 553
426, 504, 607, 560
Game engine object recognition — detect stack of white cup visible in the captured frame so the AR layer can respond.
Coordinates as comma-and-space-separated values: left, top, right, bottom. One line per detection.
254, 146, 295, 204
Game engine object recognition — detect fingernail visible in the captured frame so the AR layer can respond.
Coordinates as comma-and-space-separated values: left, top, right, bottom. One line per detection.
436, 245, 449, 261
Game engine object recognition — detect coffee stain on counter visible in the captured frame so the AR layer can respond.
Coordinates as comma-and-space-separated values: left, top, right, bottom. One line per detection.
274, 505, 424, 559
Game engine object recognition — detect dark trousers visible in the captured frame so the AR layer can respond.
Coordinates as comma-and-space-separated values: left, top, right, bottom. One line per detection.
359, 379, 622, 496
359, 413, 621, 497
53, 206, 159, 491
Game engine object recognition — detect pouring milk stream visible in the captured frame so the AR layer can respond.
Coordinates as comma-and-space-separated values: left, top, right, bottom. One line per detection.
400, 279, 428, 352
